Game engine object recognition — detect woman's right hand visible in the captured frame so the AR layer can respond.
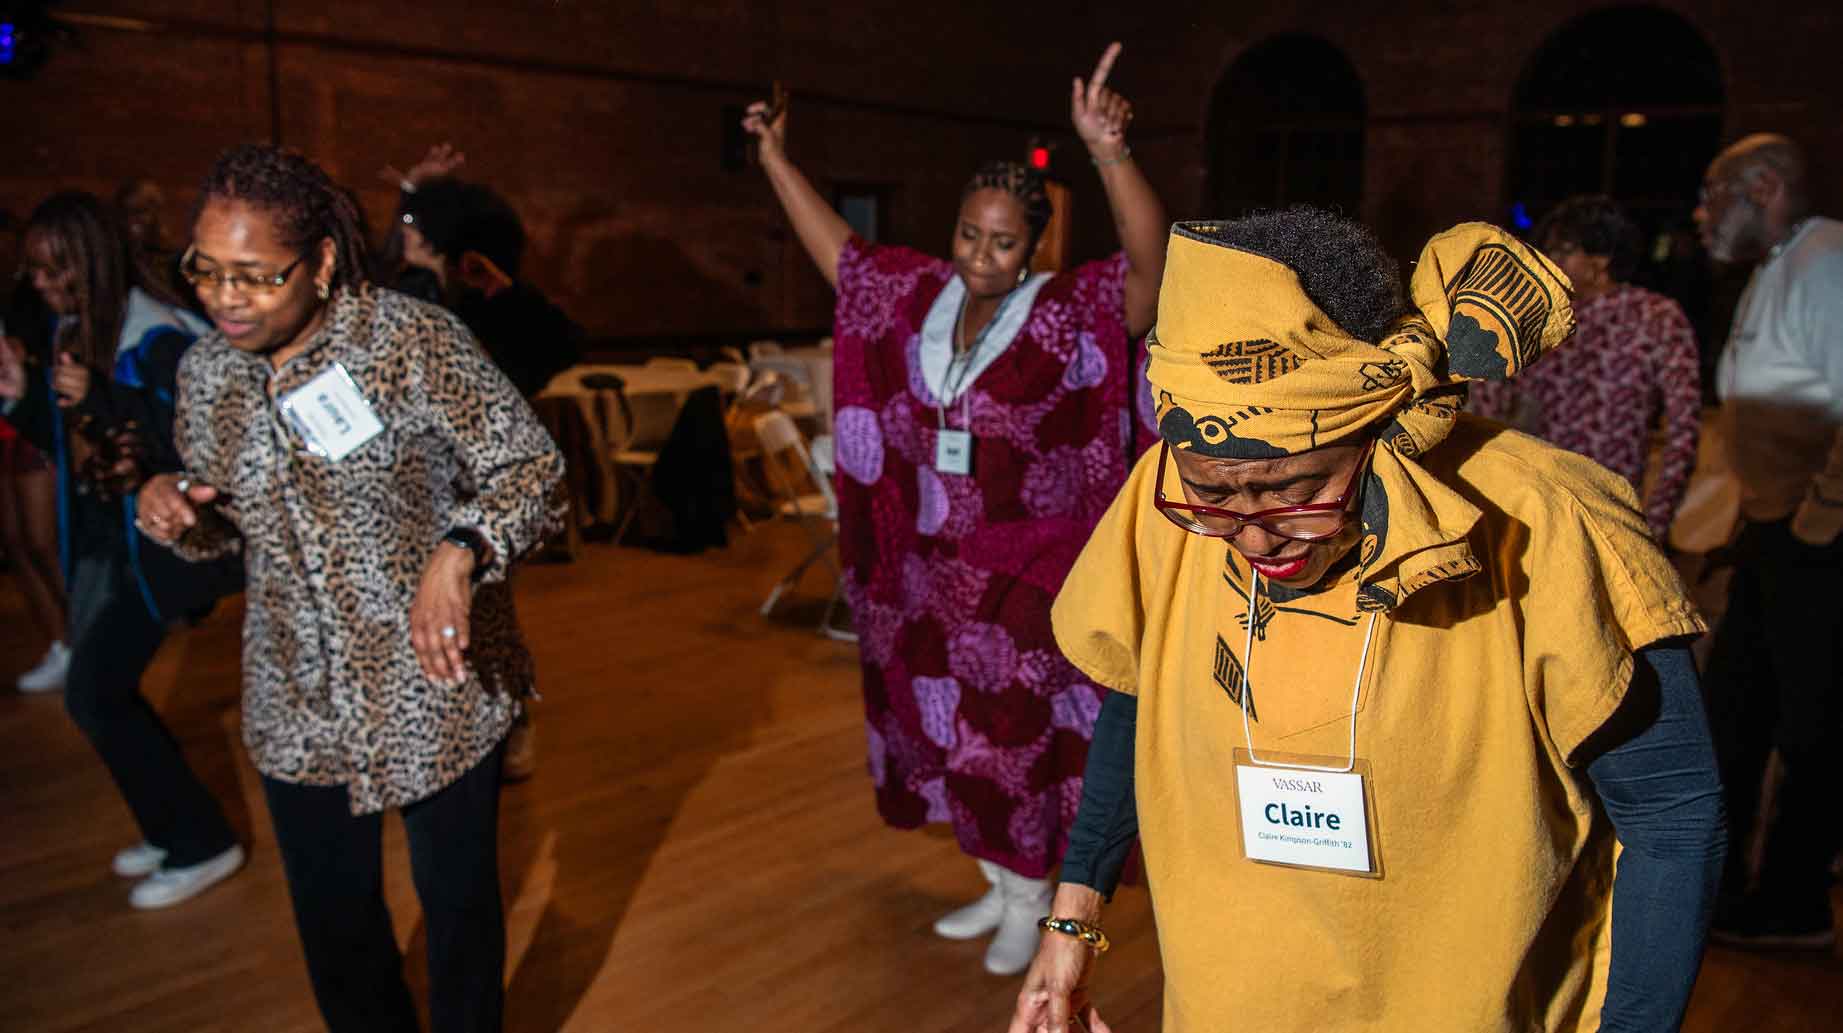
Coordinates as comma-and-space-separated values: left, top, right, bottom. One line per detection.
135, 472, 220, 545
741, 96, 788, 161
0, 337, 25, 401
1008, 930, 1112, 1033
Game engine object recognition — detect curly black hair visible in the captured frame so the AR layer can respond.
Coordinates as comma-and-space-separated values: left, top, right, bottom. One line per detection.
962, 160, 1053, 245
195, 144, 370, 290
1208, 205, 1405, 342
1532, 195, 1643, 283
400, 177, 528, 278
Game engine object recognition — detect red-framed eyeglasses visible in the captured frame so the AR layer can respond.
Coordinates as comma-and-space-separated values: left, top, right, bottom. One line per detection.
1152, 438, 1373, 541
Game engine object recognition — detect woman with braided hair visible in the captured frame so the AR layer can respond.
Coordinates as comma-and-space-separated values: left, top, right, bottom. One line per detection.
135, 144, 563, 1032
742, 42, 1168, 975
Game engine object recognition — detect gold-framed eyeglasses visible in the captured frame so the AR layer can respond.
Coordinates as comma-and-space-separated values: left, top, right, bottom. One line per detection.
180, 245, 313, 296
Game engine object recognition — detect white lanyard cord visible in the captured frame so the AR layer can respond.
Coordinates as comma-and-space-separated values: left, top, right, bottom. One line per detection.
938, 283, 1013, 431
938, 352, 975, 430
1239, 570, 1379, 774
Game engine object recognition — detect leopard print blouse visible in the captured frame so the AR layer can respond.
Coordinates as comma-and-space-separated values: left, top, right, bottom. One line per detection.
172, 285, 566, 814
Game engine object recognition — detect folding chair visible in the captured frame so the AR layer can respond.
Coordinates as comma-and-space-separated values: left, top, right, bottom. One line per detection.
707, 361, 750, 397
753, 411, 854, 641
750, 355, 820, 427
607, 382, 688, 543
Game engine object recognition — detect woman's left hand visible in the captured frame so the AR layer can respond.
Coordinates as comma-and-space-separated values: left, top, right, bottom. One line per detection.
410, 542, 476, 686
52, 352, 92, 408
1071, 42, 1132, 159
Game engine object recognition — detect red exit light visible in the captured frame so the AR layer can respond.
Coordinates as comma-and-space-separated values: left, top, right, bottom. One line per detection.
1029, 146, 1051, 170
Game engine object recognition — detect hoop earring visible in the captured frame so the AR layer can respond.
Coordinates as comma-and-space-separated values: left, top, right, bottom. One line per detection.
316, 280, 331, 301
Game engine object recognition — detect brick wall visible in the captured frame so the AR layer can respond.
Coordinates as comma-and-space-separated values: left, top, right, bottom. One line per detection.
3, 1, 1838, 338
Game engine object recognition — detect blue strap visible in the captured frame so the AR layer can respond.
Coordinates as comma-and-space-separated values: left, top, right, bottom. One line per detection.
120, 494, 166, 623
47, 368, 73, 585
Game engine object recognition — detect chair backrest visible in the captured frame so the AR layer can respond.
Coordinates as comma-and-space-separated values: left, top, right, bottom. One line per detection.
752, 410, 835, 516
739, 370, 786, 407
808, 358, 835, 431
809, 433, 836, 477
604, 387, 683, 456
707, 362, 750, 395
750, 356, 814, 404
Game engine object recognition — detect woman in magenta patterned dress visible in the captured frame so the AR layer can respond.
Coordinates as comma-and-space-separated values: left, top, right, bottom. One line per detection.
742, 43, 1168, 975
1470, 196, 1702, 540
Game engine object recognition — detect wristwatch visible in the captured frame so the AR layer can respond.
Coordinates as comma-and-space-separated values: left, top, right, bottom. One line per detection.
440, 527, 491, 575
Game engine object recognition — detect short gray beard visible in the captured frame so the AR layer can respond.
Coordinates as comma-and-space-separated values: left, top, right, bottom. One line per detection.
1709, 196, 1768, 264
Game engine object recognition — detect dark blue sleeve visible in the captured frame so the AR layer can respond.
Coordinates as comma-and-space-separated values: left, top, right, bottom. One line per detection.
1059, 690, 1139, 898
1588, 646, 1727, 1033
86, 328, 192, 474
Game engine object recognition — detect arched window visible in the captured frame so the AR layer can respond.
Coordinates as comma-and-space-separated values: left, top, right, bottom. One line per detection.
1511, 6, 1727, 375
1511, 6, 1723, 248
1204, 35, 1365, 219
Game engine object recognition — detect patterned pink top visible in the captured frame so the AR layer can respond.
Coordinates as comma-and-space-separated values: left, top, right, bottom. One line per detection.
1471, 283, 1701, 539
830, 236, 1153, 876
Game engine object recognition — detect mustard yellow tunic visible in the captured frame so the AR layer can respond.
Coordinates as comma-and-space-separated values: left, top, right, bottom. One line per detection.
1053, 416, 1704, 1033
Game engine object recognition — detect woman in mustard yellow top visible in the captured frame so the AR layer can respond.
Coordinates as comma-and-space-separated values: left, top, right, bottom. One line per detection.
1007, 209, 1725, 1033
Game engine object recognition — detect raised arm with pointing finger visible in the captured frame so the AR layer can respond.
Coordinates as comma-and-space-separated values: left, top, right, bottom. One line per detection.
739, 43, 1171, 979
742, 42, 1167, 335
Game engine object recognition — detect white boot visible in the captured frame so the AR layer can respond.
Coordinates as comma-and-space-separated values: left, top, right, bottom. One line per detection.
984, 867, 1054, 976
933, 859, 1006, 939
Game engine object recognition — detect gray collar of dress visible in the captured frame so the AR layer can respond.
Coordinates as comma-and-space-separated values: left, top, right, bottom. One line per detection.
918, 272, 1053, 406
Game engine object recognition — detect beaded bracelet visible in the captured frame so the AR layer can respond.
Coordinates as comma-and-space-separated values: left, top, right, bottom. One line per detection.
1090, 146, 1133, 168
1038, 916, 1111, 953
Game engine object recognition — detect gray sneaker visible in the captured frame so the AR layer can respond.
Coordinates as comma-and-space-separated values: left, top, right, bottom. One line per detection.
112, 841, 168, 878
16, 642, 70, 694
129, 845, 245, 910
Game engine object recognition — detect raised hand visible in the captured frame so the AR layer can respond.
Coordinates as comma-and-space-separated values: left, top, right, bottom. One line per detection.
1071, 42, 1133, 159
381, 142, 468, 191
740, 86, 790, 162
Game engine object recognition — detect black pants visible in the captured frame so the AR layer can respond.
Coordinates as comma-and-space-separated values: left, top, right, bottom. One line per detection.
1704, 518, 1843, 911
262, 741, 506, 1033
64, 553, 236, 868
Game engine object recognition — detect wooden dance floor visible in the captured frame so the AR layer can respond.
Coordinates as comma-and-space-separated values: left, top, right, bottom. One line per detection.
1, 525, 1837, 1031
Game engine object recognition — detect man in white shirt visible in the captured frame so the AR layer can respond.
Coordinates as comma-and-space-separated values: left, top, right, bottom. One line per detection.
1697, 132, 1843, 950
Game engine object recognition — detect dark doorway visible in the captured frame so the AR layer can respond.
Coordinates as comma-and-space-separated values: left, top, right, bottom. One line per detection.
1203, 35, 1366, 220
1510, 5, 1729, 367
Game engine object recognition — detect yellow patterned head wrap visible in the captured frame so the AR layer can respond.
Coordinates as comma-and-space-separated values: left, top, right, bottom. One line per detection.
1145, 219, 1578, 611
1148, 220, 1575, 461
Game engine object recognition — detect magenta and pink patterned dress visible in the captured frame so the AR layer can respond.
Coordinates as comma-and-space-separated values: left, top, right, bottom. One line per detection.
1469, 283, 1702, 539
831, 236, 1154, 877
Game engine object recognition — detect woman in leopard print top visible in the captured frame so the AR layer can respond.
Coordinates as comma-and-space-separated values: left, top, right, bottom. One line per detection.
136, 144, 562, 1032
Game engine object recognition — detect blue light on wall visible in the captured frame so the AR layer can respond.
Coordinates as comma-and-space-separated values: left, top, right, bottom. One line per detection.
0, 23, 18, 66
1510, 201, 1534, 231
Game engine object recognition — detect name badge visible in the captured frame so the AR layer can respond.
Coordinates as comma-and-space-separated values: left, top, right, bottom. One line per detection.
1234, 751, 1378, 877
277, 362, 384, 462
935, 429, 973, 476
